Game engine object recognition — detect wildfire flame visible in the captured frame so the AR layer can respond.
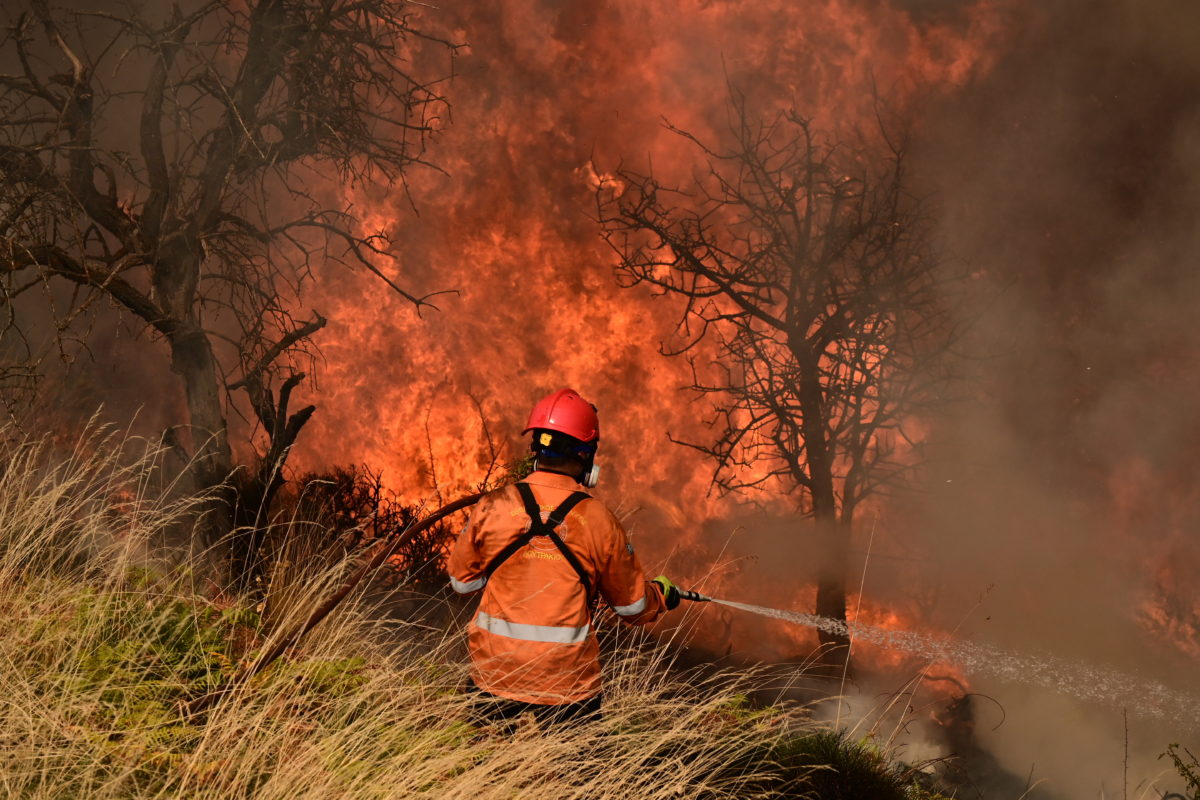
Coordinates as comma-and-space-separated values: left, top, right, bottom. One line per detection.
284, 2, 1023, 675
302, 0, 1009, 504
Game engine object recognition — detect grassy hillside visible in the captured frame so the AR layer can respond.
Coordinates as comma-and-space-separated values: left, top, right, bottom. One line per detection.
0, 426, 952, 799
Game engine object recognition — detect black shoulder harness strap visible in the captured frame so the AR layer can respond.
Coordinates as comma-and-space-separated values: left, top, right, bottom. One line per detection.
481, 482, 593, 599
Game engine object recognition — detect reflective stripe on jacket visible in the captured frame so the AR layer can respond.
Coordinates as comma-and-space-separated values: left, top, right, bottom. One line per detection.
446, 470, 665, 704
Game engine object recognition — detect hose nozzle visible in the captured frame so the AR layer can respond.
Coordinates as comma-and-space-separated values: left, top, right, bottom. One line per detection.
678, 589, 711, 603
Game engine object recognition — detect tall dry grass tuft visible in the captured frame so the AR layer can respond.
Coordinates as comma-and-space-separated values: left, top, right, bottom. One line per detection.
0, 419, 191, 584
0, 424, 944, 799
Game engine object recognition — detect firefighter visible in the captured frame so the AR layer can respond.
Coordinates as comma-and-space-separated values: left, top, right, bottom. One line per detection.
447, 387, 681, 723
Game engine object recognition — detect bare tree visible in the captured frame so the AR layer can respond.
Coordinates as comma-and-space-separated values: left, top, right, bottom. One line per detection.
0, 0, 456, 575
598, 93, 957, 665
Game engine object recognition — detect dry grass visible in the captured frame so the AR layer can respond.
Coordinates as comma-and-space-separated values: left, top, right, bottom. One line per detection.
0, 424, 942, 799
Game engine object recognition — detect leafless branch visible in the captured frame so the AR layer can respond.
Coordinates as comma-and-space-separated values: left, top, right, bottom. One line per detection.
596, 90, 962, 644
0, 0, 459, 564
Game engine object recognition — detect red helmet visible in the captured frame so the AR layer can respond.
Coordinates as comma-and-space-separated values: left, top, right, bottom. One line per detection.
523, 388, 599, 443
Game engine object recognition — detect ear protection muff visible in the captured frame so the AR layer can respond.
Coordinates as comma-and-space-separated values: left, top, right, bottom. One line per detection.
582, 462, 601, 489
530, 428, 600, 488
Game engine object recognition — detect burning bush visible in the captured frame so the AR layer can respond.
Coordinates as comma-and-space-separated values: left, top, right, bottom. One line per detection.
289, 465, 457, 595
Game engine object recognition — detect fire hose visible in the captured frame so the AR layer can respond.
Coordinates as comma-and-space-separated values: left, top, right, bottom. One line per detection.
184, 490, 485, 717
189, 494, 1193, 735
183, 490, 714, 717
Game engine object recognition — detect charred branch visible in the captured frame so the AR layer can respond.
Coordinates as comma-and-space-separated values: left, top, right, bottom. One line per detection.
230, 314, 326, 589
229, 313, 327, 394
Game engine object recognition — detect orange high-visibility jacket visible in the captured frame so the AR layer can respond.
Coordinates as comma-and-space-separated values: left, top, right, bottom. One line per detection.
447, 470, 665, 704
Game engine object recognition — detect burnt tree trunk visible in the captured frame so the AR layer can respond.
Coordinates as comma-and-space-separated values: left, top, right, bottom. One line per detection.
167, 328, 235, 555
797, 345, 851, 668
154, 215, 236, 548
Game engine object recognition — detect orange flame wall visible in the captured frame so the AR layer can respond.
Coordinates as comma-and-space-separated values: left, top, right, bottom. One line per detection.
300, 0, 1015, 539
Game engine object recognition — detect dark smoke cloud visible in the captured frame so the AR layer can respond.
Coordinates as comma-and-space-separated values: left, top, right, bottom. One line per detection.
900, 0, 1200, 793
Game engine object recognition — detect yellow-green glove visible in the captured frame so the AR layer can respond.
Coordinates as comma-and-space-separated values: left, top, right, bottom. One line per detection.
652, 575, 681, 610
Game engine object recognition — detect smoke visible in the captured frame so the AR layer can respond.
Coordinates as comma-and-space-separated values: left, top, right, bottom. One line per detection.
895, 0, 1200, 794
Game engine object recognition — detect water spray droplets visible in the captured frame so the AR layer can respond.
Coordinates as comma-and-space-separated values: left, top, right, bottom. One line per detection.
709, 598, 1200, 728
